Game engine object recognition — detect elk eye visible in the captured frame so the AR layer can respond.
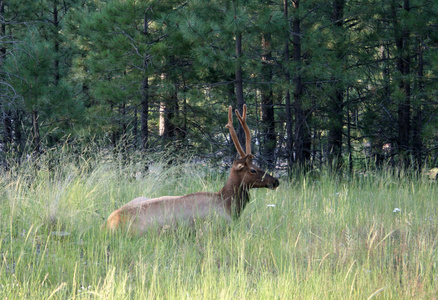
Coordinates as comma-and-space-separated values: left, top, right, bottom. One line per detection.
250, 169, 257, 174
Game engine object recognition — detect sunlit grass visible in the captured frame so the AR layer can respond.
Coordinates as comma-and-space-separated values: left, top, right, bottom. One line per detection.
0, 153, 437, 299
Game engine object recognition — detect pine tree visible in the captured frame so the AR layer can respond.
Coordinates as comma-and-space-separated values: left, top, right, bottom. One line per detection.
2, 0, 83, 156
254, 0, 284, 170
359, 0, 438, 169
68, 0, 176, 153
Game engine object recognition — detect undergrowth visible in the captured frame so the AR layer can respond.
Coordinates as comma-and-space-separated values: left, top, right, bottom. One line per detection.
0, 151, 437, 299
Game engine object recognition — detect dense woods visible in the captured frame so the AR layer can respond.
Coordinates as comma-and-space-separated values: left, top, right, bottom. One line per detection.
1, 0, 437, 173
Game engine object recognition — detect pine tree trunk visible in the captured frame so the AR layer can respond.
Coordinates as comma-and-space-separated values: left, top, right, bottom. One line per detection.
261, 33, 276, 169
235, 31, 245, 148
0, 1, 5, 60
394, 0, 411, 165
119, 103, 127, 163
141, 13, 149, 154
13, 111, 23, 154
159, 90, 178, 139
3, 110, 12, 146
346, 91, 353, 173
327, 0, 345, 171
141, 82, 148, 149
284, 0, 294, 172
133, 106, 138, 150
233, 0, 245, 148
373, 44, 391, 167
32, 110, 41, 154
53, 0, 60, 86
292, 0, 306, 167
1, 0, 11, 156
412, 39, 423, 170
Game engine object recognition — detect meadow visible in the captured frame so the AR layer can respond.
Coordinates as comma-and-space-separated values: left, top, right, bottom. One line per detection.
0, 153, 437, 299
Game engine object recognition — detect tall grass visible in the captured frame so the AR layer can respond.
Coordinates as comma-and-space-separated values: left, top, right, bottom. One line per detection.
0, 152, 437, 299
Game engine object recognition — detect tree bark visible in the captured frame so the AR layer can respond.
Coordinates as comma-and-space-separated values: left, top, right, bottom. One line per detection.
133, 106, 138, 150
412, 39, 423, 170
121, 102, 127, 153
32, 110, 41, 154
0, 0, 5, 61
159, 81, 178, 140
284, 0, 294, 172
1, 0, 12, 155
141, 12, 149, 153
327, 0, 345, 171
235, 31, 245, 149
3, 110, 12, 146
233, 0, 245, 148
292, 0, 307, 167
13, 111, 23, 153
394, 0, 411, 165
261, 33, 276, 169
53, 0, 60, 86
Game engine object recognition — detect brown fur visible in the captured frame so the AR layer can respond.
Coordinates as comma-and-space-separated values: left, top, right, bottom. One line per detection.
102, 106, 279, 235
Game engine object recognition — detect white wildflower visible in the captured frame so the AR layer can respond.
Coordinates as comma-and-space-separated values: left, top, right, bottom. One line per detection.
393, 208, 401, 213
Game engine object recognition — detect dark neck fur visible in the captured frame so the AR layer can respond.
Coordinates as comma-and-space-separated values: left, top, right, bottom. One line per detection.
219, 177, 250, 219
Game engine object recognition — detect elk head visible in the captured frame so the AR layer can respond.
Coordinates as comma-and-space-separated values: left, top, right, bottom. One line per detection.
231, 155, 279, 190
225, 104, 279, 191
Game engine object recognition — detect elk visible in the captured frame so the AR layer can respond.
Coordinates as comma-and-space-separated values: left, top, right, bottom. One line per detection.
102, 104, 279, 234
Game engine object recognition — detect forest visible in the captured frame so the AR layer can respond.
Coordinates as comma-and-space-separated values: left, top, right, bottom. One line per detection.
1, 0, 437, 173
1, 2, 438, 298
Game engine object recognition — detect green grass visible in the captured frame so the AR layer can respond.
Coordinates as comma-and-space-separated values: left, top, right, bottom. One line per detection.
1, 155, 437, 299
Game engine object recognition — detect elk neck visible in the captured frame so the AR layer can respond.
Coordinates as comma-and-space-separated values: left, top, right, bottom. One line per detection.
219, 171, 251, 219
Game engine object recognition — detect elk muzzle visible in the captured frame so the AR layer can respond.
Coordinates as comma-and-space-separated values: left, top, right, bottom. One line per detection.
268, 177, 280, 189
262, 172, 279, 189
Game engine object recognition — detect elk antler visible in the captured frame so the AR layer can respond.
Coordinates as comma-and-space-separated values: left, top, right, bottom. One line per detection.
225, 106, 246, 158
235, 104, 252, 156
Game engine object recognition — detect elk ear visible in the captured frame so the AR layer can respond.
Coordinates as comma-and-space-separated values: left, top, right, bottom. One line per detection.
235, 163, 245, 171
245, 154, 254, 162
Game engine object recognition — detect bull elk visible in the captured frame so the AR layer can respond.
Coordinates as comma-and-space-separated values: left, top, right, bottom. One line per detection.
102, 104, 279, 234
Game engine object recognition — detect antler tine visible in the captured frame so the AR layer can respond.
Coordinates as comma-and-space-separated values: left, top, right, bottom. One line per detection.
225, 106, 246, 158
235, 104, 252, 156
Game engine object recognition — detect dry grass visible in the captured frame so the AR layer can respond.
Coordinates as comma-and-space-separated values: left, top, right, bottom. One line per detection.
0, 154, 437, 299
